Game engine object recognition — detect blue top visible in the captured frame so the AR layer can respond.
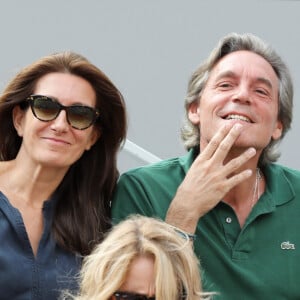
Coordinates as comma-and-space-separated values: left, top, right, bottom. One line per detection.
0, 192, 82, 300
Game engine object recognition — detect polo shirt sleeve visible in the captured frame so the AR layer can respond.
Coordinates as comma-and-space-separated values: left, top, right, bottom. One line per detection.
111, 171, 155, 224
111, 157, 186, 224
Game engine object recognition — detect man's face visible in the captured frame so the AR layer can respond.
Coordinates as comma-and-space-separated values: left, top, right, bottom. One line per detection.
188, 50, 283, 152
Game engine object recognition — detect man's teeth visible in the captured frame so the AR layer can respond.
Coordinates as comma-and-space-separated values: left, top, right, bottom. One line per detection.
225, 114, 251, 122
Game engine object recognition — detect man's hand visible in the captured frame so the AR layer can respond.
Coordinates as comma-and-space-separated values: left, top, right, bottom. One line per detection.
166, 123, 256, 233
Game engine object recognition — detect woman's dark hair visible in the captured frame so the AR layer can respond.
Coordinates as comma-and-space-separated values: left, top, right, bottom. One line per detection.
0, 51, 127, 255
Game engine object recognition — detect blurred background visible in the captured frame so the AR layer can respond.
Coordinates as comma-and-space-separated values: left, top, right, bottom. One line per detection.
1, 0, 299, 173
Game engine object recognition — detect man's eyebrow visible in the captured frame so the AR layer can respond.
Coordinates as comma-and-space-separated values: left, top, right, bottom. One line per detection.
256, 77, 273, 90
214, 71, 274, 90
214, 71, 237, 82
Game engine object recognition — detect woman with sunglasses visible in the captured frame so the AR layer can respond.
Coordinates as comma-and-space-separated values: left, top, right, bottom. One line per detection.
64, 215, 214, 300
0, 51, 127, 299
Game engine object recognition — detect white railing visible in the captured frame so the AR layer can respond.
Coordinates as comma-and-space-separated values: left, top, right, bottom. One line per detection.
123, 139, 162, 164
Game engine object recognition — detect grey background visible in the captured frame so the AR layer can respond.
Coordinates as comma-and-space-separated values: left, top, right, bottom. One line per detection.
0, 0, 299, 173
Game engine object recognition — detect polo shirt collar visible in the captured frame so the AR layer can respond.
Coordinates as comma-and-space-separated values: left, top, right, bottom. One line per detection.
178, 147, 295, 207
263, 163, 295, 206
178, 146, 199, 174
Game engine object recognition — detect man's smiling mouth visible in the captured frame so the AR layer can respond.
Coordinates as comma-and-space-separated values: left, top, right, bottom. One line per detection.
224, 114, 252, 123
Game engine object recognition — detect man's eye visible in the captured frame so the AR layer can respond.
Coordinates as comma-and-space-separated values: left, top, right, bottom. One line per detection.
218, 82, 233, 88
256, 88, 268, 95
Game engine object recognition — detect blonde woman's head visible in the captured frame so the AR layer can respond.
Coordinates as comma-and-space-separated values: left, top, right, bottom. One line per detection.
65, 215, 212, 300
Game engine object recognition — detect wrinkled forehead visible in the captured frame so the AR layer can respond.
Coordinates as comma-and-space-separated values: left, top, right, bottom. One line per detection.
208, 50, 279, 91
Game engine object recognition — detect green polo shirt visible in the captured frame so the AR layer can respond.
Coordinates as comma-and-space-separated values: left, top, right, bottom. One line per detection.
111, 147, 300, 300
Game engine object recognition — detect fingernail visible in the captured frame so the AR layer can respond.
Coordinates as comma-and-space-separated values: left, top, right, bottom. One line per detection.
247, 147, 256, 156
233, 123, 243, 131
245, 169, 253, 177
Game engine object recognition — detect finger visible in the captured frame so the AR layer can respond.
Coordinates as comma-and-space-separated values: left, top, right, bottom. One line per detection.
225, 169, 253, 191
223, 147, 257, 174
207, 123, 244, 163
200, 123, 237, 160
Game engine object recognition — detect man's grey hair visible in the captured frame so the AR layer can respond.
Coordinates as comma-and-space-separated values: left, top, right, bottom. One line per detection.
181, 32, 293, 166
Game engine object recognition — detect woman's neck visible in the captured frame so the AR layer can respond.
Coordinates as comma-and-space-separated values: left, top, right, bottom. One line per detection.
0, 158, 68, 208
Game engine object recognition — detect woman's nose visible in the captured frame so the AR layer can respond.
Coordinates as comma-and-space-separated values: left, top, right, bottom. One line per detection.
50, 110, 70, 132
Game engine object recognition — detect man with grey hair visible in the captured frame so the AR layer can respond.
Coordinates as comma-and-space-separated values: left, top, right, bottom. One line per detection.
112, 33, 299, 299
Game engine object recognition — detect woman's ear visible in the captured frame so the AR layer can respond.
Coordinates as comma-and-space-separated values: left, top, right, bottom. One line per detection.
12, 106, 25, 137
188, 101, 201, 125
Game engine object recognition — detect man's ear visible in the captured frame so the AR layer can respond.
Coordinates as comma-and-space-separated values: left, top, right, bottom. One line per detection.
12, 106, 25, 137
85, 128, 101, 151
272, 119, 283, 141
188, 101, 201, 125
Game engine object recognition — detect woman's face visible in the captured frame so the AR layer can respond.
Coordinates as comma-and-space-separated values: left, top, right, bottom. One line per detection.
112, 255, 156, 300
13, 72, 99, 170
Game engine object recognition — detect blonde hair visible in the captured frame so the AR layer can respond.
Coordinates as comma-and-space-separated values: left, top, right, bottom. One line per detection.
64, 215, 213, 300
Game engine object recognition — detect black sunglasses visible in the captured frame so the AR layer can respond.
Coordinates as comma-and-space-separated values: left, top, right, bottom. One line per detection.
26, 95, 100, 130
113, 291, 187, 300
113, 291, 155, 300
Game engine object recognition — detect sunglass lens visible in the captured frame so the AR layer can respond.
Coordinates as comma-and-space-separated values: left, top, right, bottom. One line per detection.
33, 97, 60, 121
114, 293, 153, 300
67, 106, 95, 130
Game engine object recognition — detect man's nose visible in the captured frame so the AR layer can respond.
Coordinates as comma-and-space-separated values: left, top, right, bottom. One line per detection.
232, 85, 252, 104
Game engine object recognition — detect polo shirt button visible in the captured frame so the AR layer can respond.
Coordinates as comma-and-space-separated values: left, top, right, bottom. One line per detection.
226, 217, 232, 223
